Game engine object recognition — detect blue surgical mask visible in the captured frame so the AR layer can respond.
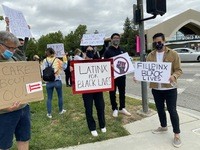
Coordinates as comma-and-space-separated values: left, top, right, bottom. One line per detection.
2, 49, 13, 59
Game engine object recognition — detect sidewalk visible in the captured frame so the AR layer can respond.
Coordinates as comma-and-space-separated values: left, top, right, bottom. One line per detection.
56, 107, 200, 150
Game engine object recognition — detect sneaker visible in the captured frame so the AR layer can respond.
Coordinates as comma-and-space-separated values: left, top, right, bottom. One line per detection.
91, 130, 98, 137
112, 109, 118, 117
101, 127, 107, 133
119, 108, 131, 116
59, 109, 66, 114
47, 113, 52, 119
173, 136, 182, 148
152, 127, 168, 134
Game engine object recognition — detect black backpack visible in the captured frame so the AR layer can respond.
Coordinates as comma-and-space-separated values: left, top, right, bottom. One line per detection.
42, 58, 56, 82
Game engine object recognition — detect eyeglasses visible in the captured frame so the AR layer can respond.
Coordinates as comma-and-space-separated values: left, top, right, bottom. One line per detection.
0, 43, 18, 51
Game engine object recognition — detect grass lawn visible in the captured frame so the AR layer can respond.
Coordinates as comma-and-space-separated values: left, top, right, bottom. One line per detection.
11, 85, 155, 150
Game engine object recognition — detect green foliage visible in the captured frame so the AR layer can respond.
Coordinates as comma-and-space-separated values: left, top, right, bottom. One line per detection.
36, 31, 64, 58
26, 38, 38, 60
64, 24, 87, 51
120, 17, 138, 56
0, 16, 4, 20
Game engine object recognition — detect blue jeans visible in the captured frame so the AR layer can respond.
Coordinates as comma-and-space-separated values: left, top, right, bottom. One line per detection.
152, 88, 180, 134
46, 80, 64, 114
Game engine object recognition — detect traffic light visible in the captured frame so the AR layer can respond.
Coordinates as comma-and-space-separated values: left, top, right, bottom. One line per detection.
146, 0, 166, 16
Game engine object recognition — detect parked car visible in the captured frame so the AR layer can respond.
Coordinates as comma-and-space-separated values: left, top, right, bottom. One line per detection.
173, 48, 200, 62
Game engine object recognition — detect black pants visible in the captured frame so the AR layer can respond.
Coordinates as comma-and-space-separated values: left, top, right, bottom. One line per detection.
152, 88, 180, 134
65, 70, 72, 86
82, 92, 105, 131
109, 76, 126, 110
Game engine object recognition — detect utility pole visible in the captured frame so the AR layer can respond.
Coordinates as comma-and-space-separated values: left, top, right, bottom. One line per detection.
137, 0, 148, 113
134, 0, 166, 113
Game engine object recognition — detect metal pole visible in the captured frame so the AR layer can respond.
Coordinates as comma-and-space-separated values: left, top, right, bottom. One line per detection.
137, 0, 149, 113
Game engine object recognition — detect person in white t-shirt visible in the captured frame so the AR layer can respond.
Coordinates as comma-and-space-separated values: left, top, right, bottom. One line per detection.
146, 33, 183, 148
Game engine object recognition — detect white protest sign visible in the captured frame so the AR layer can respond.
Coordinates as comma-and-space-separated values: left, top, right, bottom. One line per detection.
2, 5, 32, 37
80, 33, 105, 46
47, 43, 65, 57
71, 59, 114, 94
113, 52, 135, 78
134, 62, 172, 83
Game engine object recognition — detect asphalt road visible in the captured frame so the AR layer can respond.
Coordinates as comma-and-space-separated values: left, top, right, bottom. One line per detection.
125, 62, 200, 112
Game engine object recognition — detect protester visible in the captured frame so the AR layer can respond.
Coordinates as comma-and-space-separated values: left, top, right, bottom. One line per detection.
103, 33, 131, 117
146, 33, 183, 148
73, 48, 85, 60
33, 54, 40, 61
76, 46, 106, 137
63, 52, 72, 87
42, 48, 66, 119
0, 31, 31, 150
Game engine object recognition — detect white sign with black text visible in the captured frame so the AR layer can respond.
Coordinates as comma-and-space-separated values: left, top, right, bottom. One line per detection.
134, 62, 172, 83
2, 5, 32, 37
80, 33, 105, 46
72, 60, 114, 94
113, 52, 135, 78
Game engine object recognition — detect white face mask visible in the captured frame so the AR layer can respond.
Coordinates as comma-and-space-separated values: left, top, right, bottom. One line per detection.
112, 39, 120, 46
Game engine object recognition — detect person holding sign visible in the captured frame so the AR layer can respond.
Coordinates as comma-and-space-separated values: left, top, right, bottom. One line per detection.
146, 33, 183, 148
104, 33, 131, 117
0, 31, 30, 150
5, 17, 27, 61
42, 48, 66, 119
79, 46, 106, 137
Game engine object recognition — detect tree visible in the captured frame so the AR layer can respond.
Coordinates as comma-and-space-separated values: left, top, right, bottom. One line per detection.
37, 31, 64, 58
120, 17, 138, 56
64, 24, 87, 52
26, 38, 38, 60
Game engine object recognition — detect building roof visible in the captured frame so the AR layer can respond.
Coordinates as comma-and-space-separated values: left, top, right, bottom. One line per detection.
146, 9, 200, 44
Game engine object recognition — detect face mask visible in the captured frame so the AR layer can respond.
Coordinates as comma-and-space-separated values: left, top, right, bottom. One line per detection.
2, 49, 13, 59
86, 51, 94, 59
112, 39, 120, 46
153, 42, 164, 51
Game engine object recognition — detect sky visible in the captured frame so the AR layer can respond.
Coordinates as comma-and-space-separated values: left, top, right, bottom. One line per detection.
0, 0, 199, 39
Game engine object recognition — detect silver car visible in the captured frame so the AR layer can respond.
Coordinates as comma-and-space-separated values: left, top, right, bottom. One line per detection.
173, 48, 200, 62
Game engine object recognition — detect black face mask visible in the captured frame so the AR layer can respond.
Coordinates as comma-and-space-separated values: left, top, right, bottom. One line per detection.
86, 51, 94, 58
153, 42, 164, 51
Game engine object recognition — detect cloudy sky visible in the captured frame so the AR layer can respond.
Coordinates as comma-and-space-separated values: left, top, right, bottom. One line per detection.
0, 0, 199, 39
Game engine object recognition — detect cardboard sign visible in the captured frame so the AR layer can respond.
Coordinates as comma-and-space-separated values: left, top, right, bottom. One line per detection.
2, 5, 32, 37
134, 62, 172, 83
113, 52, 135, 78
0, 61, 44, 109
71, 59, 114, 94
47, 43, 65, 57
80, 33, 105, 46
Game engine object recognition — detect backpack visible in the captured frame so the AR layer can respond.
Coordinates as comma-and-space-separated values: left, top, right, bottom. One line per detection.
42, 58, 56, 82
